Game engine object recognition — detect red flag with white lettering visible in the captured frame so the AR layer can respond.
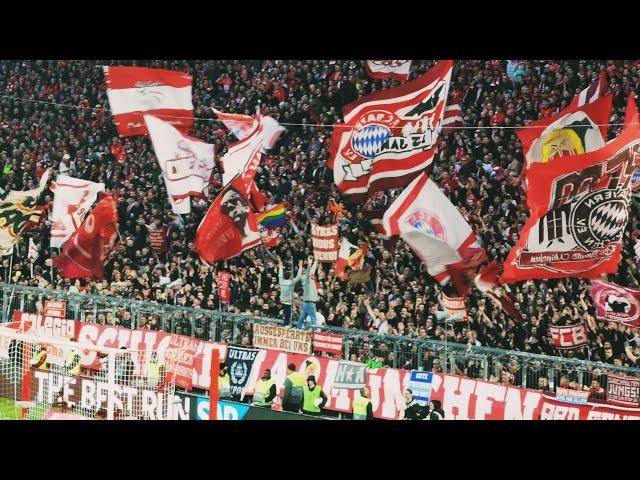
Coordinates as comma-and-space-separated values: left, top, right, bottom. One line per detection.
52, 193, 119, 279
104, 66, 193, 137
364, 60, 412, 81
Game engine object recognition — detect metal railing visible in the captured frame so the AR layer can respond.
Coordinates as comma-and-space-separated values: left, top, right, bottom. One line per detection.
2, 283, 638, 393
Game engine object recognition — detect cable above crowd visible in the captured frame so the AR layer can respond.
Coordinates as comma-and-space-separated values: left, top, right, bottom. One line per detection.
3, 59, 640, 373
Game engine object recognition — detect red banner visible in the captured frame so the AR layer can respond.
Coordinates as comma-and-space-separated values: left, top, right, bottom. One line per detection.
311, 223, 339, 263
217, 271, 230, 303
148, 227, 167, 254
311, 332, 344, 355
164, 334, 200, 390
590, 279, 640, 327
44, 300, 67, 319
607, 373, 640, 406
549, 323, 589, 350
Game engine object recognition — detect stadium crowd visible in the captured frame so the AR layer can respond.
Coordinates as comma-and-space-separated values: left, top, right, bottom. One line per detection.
2, 59, 640, 388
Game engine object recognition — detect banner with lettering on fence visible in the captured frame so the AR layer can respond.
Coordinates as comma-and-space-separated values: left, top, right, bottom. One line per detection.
407, 370, 433, 406
333, 360, 367, 389
164, 334, 200, 390
226, 346, 260, 401
311, 223, 339, 263
549, 323, 588, 350
442, 294, 467, 318
607, 373, 640, 406
44, 300, 67, 319
252, 323, 312, 355
555, 387, 589, 405
312, 332, 344, 355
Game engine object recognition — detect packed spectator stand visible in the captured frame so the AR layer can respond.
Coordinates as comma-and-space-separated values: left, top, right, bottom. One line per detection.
2, 59, 640, 397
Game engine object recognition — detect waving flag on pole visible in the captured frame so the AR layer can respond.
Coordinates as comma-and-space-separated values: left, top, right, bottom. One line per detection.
570, 70, 608, 108
27, 237, 39, 264
336, 238, 368, 280
50, 175, 105, 248
213, 108, 285, 152
52, 193, 119, 279
381, 172, 482, 289
104, 66, 193, 137
256, 203, 286, 229
194, 174, 261, 264
474, 261, 523, 321
221, 121, 265, 190
364, 61, 412, 81
144, 115, 215, 214
329, 60, 453, 202
518, 94, 612, 174
501, 96, 640, 283
0, 169, 51, 256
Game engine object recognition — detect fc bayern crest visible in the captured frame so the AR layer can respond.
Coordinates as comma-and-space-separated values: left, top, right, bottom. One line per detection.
406, 210, 446, 241
230, 362, 248, 384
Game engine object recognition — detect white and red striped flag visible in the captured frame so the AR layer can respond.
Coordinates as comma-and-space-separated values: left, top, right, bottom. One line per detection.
104, 66, 193, 137
570, 70, 608, 108
364, 61, 412, 81
441, 103, 463, 134
213, 108, 285, 152
144, 115, 215, 215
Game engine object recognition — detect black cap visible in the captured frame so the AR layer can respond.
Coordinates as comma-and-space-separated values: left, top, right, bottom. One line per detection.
307, 375, 316, 383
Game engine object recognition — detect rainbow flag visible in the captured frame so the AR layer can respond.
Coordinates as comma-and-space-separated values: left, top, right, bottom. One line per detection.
256, 203, 286, 229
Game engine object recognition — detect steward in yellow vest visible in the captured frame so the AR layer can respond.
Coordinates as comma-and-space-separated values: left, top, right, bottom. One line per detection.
30, 345, 48, 371
352, 387, 373, 420
219, 363, 231, 398
282, 363, 305, 412
252, 369, 277, 407
302, 375, 327, 416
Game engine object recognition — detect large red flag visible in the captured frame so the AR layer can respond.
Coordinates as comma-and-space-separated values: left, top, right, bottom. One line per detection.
53, 193, 119, 279
329, 60, 453, 202
194, 174, 261, 264
104, 66, 193, 137
501, 96, 640, 283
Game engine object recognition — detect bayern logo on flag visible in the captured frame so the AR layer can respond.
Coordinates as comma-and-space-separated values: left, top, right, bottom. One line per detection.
406, 210, 447, 242
351, 124, 392, 159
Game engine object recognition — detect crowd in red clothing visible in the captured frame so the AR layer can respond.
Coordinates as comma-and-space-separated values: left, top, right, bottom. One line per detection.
2, 60, 640, 378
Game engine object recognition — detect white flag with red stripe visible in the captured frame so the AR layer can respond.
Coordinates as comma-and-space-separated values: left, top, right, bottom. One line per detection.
364, 61, 412, 81
382, 172, 479, 285
104, 66, 193, 137
50, 175, 105, 248
570, 70, 608, 108
221, 121, 265, 192
442, 103, 463, 134
213, 108, 285, 152
144, 115, 215, 215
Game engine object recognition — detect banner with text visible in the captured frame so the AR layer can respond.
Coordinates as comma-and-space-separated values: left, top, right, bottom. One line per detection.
549, 323, 588, 350
607, 373, 640, 406
333, 360, 367, 389
252, 324, 312, 355
311, 223, 339, 263
226, 346, 260, 400
312, 332, 344, 355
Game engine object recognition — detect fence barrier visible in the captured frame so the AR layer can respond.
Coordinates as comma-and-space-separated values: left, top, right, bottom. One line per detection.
2, 283, 638, 393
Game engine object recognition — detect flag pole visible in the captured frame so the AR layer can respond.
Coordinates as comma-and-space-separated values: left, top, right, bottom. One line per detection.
7, 245, 14, 285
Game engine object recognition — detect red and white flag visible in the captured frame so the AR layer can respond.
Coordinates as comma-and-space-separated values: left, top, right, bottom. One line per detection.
194, 174, 261, 264
364, 61, 412, 81
221, 121, 265, 191
52, 193, 119, 279
501, 96, 640, 283
213, 108, 285, 152
329, 60, 453, 202
144, 115, 215, 215
335, 238, 367, 280
570, 70, 608, 108
381, 172, 480, 286
518, 94, 612, 173
311, 224, 339, 263
441, 103, 463, 134
590, 279, 640, 328
474, 261, 524, 322
260, 228, 281, 248
104, 66, 193, 137
50, 175, 105, 248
